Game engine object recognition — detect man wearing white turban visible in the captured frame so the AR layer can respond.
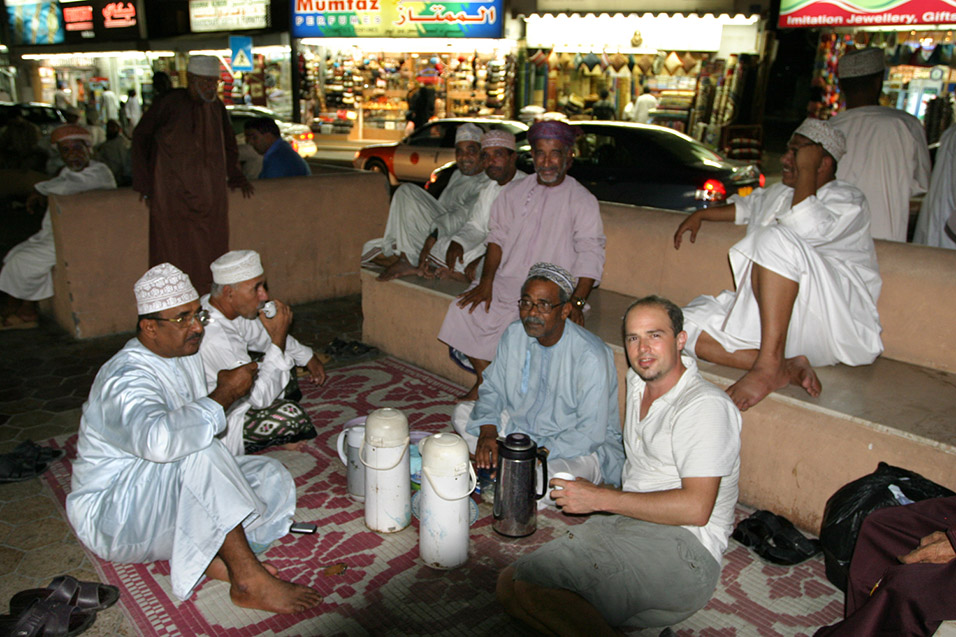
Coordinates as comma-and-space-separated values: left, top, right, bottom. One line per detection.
362, 122, 490, 280
674, 118, 883, 411
0, 124, 116, 329
829, 47, 930, 242
200, 250, 326, 455
132, 55, 254, 295
67, 264, 323, 613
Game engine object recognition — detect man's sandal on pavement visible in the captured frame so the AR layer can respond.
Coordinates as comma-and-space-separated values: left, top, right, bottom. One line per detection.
9, 575, 120, 615
0, 598, 97, 637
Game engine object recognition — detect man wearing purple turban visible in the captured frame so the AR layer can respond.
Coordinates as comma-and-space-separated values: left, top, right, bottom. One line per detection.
437, 120, 606, 400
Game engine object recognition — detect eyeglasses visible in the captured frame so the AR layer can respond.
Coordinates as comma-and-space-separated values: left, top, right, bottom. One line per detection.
151, 309, 210, 327
517, 299, 565, 313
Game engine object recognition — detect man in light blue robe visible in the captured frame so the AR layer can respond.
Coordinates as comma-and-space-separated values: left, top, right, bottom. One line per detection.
453, 263, 624, 505
67, 264, 322, 614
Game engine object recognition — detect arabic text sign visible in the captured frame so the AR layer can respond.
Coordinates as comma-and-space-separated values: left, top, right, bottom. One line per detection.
190, 0, 270, 33
780, 0, 956, 28
291, 0, 503, 38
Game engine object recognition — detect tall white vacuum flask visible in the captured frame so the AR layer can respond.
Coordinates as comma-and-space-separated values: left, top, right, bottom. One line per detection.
361, 407, 411, 533
419, 433, 476, 569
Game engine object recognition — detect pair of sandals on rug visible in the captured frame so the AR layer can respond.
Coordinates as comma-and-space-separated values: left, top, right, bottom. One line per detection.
733, 509, 822, 566
0, 575, 120, 636
0, 440, 64, 483
325, 337, 378, 363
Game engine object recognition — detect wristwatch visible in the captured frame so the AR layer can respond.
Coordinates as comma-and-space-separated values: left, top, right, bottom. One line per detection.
571, 296, 586, 309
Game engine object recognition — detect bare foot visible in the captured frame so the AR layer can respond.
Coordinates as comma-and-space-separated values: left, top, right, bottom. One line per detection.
377, 259, 419, 281
281, 441, 307, 452
206, 557, 279, 581
726, 364, 789, 411
459, 382, 479, 402
785, 355, 821, 397
230, 569, 323, 614
437, 268, 471, 284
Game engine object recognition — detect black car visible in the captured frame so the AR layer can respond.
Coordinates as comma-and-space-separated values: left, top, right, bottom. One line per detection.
427, 121, 763, 212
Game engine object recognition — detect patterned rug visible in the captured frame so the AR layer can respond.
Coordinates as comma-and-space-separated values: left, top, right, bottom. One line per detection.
42, 357, 844, 636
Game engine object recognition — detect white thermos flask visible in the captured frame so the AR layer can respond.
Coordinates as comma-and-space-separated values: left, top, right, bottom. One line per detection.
361, 407, 411, 533
419, 433, 476, 569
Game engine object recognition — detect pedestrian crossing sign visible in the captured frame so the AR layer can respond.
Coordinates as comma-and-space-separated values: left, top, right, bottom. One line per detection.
230, 36, 254, 72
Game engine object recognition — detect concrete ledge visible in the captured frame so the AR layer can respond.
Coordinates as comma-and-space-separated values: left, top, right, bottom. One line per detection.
362, 265, 956, 533
48, 171, 390, 338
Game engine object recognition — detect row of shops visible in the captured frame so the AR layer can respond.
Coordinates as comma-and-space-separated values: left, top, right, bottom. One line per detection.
3, 0, 956, 150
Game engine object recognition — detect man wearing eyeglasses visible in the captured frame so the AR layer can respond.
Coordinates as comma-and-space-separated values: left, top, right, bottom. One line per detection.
132, 55, 254, 295
199, 250, 325, 455
68, 263, 323, 615
451, 263, 624, 506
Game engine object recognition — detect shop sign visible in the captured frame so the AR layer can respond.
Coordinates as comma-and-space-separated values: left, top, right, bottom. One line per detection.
5, 0, 139, 45
781, 0, 956, 28
291, 0, 503, 38
189, 0, 270, 32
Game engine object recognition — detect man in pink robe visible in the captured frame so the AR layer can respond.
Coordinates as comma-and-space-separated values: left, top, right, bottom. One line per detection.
437, 120, 606, 400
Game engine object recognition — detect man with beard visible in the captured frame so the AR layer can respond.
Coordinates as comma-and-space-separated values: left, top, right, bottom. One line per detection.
362, 123, 489, 280
68, 263, 323, 614
0, 124, 116, 329
498, 295, 741, 633
199, 250, 326, 455
452, 263, 624, 506
438, 120, 606, 400
132, 55, 254, 295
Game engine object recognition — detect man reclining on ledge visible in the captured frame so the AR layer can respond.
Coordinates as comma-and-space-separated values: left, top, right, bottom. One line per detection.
674, 118, 883, 411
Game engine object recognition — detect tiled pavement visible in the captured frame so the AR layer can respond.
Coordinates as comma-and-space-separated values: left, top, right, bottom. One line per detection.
0, 295, 367, 635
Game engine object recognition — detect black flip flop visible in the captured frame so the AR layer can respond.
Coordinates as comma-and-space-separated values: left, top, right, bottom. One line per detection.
12, 440, 65, 465
0, 598, 97, 637
10, 575, 120, 614
0, 453, 53, 483
736, 510, 821, 566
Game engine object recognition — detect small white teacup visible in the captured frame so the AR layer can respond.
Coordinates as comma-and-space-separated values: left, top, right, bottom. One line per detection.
550, 471, 576, 491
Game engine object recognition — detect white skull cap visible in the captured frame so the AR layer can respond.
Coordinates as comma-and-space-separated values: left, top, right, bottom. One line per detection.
481, 129, 516, 150
210, 250, 264, 285
838, 48, 885, 79
793, 118, 847, 162
187, 55, 220, 77
135, 263, 199, 315
455, 123, 483, 145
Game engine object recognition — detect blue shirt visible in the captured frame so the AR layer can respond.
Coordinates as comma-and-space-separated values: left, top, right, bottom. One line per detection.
259, 138, 311, 179
469, 320, 625, 485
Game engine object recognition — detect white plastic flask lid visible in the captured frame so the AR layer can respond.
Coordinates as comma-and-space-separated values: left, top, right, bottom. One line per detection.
364, 407, 409, 447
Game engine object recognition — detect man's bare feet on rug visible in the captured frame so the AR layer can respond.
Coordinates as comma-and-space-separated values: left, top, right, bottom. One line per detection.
280, 441, 308, 452
229, 566, 323, 614
206, 557, 280, 580
436, 268, 471, 283
377, 258, 420, 281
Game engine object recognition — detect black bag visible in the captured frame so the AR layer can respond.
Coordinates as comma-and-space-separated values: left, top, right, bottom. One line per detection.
819, 462, 955, 592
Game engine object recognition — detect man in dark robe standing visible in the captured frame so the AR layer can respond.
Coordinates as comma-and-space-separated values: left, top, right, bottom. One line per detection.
132, 55, 254, 294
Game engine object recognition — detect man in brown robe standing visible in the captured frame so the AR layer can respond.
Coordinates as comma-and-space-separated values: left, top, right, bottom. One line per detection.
132, 55, 254, 294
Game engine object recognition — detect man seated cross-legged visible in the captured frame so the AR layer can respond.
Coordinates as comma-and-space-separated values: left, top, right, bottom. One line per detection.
67, 264, 322, 614
674, 118, 883, 411
497, 296, 741, 633
452, 263, 624, 506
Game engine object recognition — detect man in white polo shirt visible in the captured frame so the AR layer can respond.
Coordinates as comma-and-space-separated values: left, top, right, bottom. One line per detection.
497, 296, 741, 633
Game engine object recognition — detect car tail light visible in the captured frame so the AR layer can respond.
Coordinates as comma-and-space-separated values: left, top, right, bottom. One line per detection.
292, 140, 299, 152
299, 132, 314, 140
759, 173, 766, 188
696, 179, 727, 203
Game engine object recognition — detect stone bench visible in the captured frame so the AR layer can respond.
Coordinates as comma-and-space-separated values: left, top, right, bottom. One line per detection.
362, 203, 956, 535
45, 171, 391, 338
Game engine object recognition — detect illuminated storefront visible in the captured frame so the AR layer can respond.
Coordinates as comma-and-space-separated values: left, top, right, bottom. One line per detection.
292, 0, 517, 138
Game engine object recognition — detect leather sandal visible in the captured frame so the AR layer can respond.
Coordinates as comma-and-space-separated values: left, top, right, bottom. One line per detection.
10, 575, 120, 614
0, 598, 97, 637
0, 453, 53, 483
